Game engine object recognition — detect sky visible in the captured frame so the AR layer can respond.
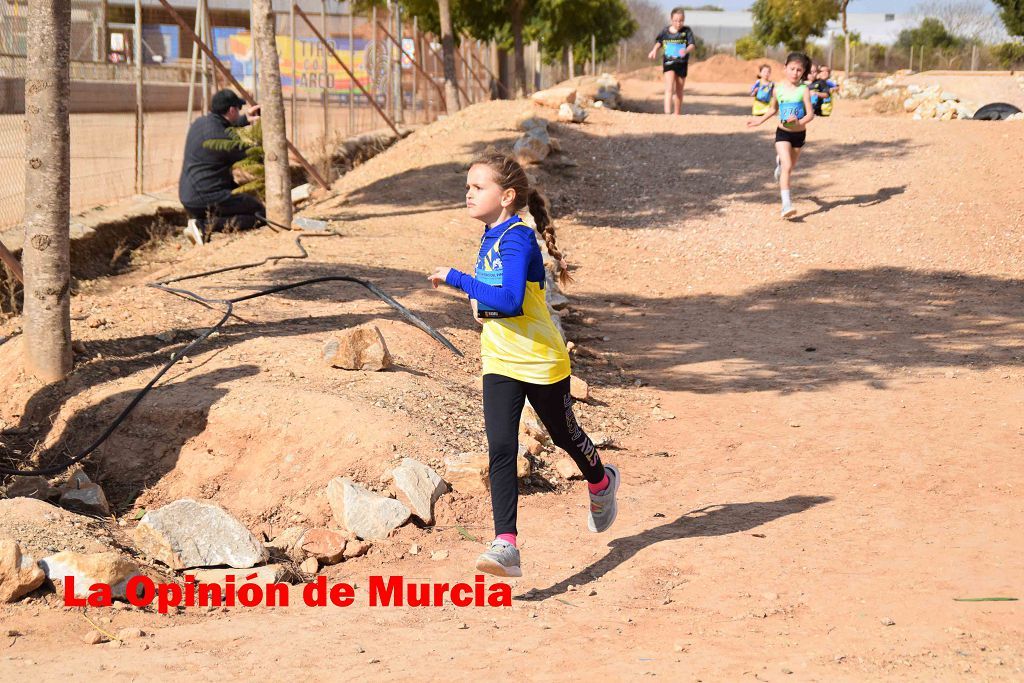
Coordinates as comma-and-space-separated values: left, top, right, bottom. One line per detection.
656, 0, 1001, 13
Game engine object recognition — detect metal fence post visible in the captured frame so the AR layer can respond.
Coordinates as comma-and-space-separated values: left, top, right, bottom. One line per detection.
134, 0, 144, 194
290, 2, 297, 143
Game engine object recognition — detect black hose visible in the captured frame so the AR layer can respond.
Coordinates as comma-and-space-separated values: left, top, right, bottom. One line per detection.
1, 226, 462, 478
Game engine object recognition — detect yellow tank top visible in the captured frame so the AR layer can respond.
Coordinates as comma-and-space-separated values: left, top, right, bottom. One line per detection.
477, 224, 570, 385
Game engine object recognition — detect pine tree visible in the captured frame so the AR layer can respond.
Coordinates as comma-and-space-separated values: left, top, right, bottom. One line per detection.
202, 121, 266, 199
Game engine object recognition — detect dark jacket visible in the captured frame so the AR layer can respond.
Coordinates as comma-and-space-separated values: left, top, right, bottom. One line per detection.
178, 112, 250, 207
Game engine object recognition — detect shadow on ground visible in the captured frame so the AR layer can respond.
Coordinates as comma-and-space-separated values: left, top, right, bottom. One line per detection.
518, 494, 832, 601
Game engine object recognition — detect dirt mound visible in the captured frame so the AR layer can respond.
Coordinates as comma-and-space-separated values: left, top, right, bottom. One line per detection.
689, 54, 785, 83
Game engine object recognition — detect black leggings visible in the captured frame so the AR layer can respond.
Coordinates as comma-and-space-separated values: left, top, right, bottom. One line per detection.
483, 373, 606, 536
184, 193, 265, 232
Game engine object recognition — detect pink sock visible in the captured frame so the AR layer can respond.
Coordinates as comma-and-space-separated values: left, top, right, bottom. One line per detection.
496, 533, 517, 547
588, 474, 610, 494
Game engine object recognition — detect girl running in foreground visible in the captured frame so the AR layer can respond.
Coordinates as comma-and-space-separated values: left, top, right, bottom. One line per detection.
747, 52, 815, 219
427, 152, 620, 578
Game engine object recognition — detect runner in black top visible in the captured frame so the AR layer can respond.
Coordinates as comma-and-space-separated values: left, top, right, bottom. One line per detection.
648, 7, 696, 115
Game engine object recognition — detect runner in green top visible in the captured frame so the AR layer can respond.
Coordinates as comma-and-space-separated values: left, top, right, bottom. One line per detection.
746, 52, 815, 220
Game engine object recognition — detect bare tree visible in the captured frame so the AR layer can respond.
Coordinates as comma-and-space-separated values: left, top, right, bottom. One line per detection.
437, 0, 462, 112
23, 0, 73, 382
913, 1, 1006, 43
252, 0, 291, 227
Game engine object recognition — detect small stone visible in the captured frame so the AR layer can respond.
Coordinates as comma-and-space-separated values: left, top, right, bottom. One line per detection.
355, 645, 365, 653
322, 324, 392, 371
517, 453, 531, 479
326, 478, 411, 540
299, 557, 319, 575
343, 540, 371, 560
881, 617, 895, 626
2, 476, 58, 502
116, 628, 145, 640
673, 643, 684, 652
82, 631, 106, 645
555, 458, 580, 480
557, 102, 588, 123
782, 667, 794, 674
431, 550, 449, 561
409, 544, 420, 555
570, 376, 590, 401
391, 458, 447, 525
520, 433, 544, 457
458, 622, 468, 629
443, 453, 490, 494
59, 483, 111, 517
0, 540, 46, 603
155, 331, 176, 343
298, 529, 347, 565
265, 526, 308, 562
513, 134, 550, 164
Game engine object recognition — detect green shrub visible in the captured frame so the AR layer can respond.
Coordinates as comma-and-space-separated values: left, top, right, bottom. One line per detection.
735, 34, 765, 60
993, 41, 1024, 68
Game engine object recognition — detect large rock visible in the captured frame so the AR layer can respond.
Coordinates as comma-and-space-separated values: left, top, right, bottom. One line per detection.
513, 134, 550, 164
322, 324, 392, 371
443, 453, 490, 494
391, 458, 447, 525
134, 499, 268, 570
525, 125, 551, 146
0, 540, 46, 603
40, 551, 141, 600
59, 482, 110, 517
326, 478, 410, 540
532, 86, 577, 109
193, 564, 289, 586
298, 528, 347, 565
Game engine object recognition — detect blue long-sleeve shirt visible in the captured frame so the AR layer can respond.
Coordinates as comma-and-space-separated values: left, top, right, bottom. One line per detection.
445, 216, 545, 316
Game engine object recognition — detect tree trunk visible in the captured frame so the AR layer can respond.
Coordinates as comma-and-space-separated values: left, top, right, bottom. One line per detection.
844, 31, 851, 77
437, 0, 461, 112
510, 0, 527, 98
252, 0, 291, 228
842, 5, 850, 78
23, 0, 73, 383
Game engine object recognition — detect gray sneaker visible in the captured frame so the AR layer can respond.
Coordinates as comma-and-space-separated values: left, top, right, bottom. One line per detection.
475, 540, 522, 578
587, 464, 620, 533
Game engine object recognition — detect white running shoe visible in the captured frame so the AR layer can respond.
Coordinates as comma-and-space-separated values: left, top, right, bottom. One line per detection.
781, 206, 797, 219
475, 539, 522, 578
184, 219, 204, 246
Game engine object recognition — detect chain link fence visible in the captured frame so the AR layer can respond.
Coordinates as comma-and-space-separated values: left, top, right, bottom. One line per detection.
0, 0, 497, 233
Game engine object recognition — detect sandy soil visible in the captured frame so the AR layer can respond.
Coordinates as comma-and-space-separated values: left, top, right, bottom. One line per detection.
1, 77, 1023, 680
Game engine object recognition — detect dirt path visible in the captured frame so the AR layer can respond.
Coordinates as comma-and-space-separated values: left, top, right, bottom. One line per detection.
2, 79, 1023, 680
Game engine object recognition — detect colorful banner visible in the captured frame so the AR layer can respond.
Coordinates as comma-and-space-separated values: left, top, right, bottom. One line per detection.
212, 28, 382, 99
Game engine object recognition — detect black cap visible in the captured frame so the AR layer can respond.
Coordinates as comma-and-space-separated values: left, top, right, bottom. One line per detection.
211, 89, 246, 115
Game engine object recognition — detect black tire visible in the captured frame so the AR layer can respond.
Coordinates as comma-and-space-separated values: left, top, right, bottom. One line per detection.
971, 102, 1022, 121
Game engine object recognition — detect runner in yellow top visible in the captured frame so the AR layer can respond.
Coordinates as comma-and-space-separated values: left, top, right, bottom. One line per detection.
428, 152, 621, 578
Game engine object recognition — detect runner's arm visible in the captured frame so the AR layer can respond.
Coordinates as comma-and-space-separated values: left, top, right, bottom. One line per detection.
444, 231, 530, 316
